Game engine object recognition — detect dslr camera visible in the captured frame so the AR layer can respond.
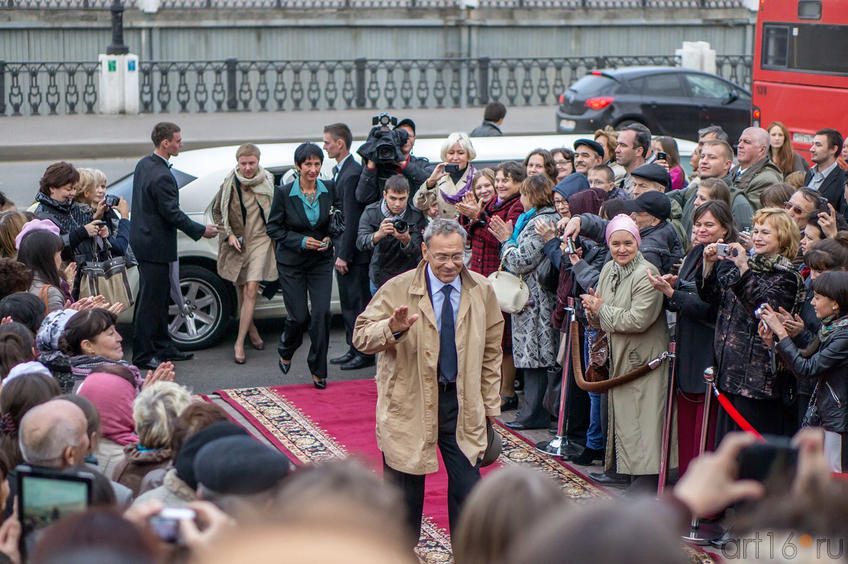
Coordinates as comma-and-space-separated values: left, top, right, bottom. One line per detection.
357, 113, 407, 167
391, 218, 409, 234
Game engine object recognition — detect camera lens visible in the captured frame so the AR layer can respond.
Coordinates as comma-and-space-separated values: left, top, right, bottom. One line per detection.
392, 219, 408, 233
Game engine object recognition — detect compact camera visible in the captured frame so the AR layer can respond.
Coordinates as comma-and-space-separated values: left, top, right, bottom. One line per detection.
104, 194, 120, 207
565, 238, 577, 255
754, 303, 768, 319
716, 243, 737, 258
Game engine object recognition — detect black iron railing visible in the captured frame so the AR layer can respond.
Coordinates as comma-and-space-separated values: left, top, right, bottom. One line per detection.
0, 55, 753, 117
2, 0, 746, 8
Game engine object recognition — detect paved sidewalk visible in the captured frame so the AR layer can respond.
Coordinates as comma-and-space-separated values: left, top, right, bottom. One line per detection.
1, 105, 556, 161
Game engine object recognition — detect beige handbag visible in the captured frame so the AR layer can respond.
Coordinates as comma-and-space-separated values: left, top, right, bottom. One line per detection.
78, 254, 134, 309
487, 264, 529, 314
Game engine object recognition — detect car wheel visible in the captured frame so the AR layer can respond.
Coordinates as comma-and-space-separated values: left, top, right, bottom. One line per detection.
167, 264, 233, 350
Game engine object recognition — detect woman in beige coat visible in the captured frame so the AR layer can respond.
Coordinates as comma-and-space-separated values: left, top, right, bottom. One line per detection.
581, 214, 674, 489
413, 132, 476, 219
210, 143, 277, 364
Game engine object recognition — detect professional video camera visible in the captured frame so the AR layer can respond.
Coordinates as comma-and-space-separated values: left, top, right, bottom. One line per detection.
357, 113, 407, 167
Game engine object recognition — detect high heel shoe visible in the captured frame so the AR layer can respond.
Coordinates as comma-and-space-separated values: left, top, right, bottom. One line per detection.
234, 344, 246, 365
279, 358, 291, 374
312, 375, 327, 390
249, 337, 264, 351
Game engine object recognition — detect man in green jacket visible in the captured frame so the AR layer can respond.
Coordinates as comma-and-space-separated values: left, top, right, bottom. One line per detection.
730, 127, 783, 211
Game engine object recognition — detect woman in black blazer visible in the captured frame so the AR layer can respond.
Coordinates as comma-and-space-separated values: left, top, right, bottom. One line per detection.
267, 143, 341, 389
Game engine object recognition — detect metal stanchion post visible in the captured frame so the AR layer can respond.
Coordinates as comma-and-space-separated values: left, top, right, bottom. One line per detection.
535, 297, 575, 457
658, 312, 678, 495
681, 367, 724, 544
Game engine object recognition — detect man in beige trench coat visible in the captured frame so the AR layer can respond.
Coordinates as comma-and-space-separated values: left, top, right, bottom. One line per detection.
353, 218, 504, 542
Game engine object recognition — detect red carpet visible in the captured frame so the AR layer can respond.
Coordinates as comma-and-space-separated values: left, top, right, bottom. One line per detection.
269, 378, 501, 532
213, 379, 716, 563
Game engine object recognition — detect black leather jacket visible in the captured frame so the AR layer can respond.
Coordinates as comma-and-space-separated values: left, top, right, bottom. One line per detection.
776, 325, 848, 433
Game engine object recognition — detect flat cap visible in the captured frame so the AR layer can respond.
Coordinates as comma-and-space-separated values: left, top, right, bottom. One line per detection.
621, 190, 672, 221
194, 436, 292, 495
175, 421, 248, 490
573, 138, 605, 158
630, 163, 671, 192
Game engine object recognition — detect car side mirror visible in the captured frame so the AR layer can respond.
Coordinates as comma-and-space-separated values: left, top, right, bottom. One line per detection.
723, 90, 739, 105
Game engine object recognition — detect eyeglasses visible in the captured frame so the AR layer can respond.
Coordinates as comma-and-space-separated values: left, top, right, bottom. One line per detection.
784, 201, 805, 215
431, 254, 464, 263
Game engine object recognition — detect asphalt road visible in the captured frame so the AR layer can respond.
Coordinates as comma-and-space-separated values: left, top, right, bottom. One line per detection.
117, 316, 374, 395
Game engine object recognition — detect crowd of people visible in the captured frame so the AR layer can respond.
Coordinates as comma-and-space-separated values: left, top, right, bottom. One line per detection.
0, 107, 844, 561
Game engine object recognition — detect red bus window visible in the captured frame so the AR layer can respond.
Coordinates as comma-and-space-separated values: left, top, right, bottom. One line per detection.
798, 0, 821, 19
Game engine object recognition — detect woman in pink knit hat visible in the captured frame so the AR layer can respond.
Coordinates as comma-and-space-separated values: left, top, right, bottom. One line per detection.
580, 214, 673, 489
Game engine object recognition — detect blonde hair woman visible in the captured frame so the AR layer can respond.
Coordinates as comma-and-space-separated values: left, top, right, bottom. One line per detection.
75, 168, 107, 210
211, 143, 278, 364
112, 381, 192, 495
699, 208, 804, 445
414, 132, 477, 219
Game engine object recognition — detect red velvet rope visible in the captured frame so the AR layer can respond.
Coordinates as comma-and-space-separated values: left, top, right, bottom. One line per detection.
711, 385, 765, 441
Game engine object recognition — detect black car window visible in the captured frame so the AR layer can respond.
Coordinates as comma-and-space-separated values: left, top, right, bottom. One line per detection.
630, 73, 685, 97
684, 74, 733, 99
568, 74, 619, 97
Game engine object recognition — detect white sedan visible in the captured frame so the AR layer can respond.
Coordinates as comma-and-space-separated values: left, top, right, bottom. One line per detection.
109, 134, 696, 350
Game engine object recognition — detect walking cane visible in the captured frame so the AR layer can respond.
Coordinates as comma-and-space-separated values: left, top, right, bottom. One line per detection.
535, 297, 575, 458
681, 366, 724, 544
657, 313, 678, 495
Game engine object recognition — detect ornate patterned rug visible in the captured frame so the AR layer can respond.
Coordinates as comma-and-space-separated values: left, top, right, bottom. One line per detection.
213, 379, 716, 563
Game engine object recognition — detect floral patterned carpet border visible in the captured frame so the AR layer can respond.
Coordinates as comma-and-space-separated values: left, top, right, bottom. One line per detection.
213, 384, 716, 564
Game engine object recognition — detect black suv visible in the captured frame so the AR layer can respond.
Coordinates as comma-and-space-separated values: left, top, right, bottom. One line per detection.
555, 66, 751, 141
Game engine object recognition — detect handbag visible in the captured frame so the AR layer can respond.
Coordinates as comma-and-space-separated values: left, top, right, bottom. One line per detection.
328, 205, 344, 238
78, 246, 134, 309
480, 419, 502, 467
487, 264, 529, 314
801, 380, 822, 428
585, 329, 610, 382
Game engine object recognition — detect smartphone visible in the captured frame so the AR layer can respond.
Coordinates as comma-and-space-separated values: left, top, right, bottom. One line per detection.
736, 436, 798, 487
18, 465, 93, 558
93, 220, 107, 227
444, 163, 460, 174
656, 151, 667, 161
150, 507, 197, 544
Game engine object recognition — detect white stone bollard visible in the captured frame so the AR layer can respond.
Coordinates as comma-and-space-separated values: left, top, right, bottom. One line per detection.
99, 53, 140, 115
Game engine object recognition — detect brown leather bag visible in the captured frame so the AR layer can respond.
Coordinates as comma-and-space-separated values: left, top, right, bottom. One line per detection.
585, 329, 609, 382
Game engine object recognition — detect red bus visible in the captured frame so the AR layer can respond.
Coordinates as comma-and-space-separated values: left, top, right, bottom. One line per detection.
752, 0, 848, 156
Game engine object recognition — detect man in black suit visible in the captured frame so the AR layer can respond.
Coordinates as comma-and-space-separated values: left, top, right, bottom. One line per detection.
130, 122, 219, 369
323, 123, 375, 371
805, 128, 848, 220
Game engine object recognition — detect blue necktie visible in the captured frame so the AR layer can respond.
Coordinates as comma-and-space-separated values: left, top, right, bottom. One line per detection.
438, 285, 457, 383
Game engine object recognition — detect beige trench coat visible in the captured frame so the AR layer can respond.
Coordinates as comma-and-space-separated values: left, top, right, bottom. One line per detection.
353, 261, 504, 475
592, 253, 676, 475
211, 170, 278, 283
413, 166, 472, 219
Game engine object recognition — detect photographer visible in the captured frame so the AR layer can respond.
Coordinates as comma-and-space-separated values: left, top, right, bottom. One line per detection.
414, 132, 476, 220
697, 208, 805, 444
355, 116, 432, 207
356, 174, 426, 293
